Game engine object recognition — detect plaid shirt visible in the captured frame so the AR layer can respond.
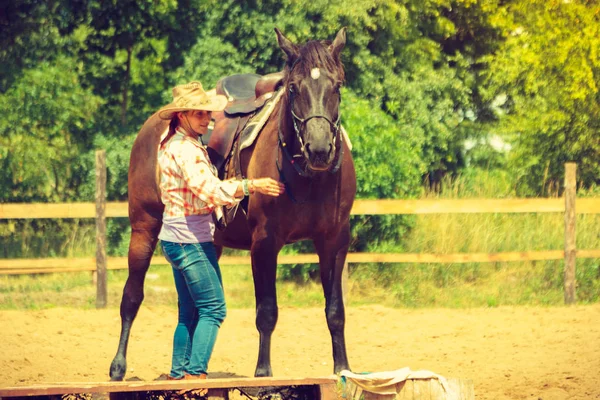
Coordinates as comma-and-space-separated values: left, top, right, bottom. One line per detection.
158, 128, 241, 217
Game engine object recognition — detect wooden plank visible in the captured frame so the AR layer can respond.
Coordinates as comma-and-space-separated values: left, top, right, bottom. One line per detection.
2, 197, 600, 219
0, 257, 97, 269
578, 249, 600, 258
110, 199, 600, 215
0, 376, 338, 397
102, 198, 600, 216
577, 198, 600, 214
0, 203, 96, 219
106, 202, 129, 218
2, 249, 599, 275
95, 150, 108, 309
342, 261, 349, 306
319, 381, 340, 400
345, 251, 566, 263
350, 199, 565, 215
0, 202, 127, 219
564, 162, 577, 304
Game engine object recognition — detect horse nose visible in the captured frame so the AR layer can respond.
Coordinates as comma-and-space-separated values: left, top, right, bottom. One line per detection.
305, 142, 333, 168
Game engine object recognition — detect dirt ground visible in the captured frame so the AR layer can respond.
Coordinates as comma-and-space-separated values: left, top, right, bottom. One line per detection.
1, 304, 599, 399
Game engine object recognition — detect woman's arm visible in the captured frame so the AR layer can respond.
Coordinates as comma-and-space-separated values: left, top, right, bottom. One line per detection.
175, 142, 285, 206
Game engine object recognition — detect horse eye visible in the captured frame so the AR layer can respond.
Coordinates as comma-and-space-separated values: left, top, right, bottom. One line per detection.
289, 84, 297, 94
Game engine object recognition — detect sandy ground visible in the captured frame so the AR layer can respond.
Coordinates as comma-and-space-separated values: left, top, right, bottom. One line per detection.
1, 304, 599, 399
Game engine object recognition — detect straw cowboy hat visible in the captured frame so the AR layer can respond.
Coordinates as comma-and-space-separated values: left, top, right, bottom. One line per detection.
158, 81, 228, 120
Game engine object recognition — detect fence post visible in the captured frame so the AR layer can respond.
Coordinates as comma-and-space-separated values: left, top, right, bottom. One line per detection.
342, 261, 349, 306
564, 162, 576, 304
96, 150, 108, 308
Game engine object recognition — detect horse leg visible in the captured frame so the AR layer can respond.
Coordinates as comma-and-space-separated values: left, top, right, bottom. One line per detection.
250, 235, 282, 377
314, 224, 351, 374
109, 227, 158, 381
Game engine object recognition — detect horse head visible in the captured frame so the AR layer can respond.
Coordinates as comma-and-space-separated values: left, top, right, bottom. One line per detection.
275, 27, 346, 172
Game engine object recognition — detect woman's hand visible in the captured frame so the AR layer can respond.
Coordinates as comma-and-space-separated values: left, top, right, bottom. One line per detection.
250, 178, 285, 197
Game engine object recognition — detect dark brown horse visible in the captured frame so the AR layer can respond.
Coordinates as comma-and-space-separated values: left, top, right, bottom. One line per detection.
109, 27, 355, 381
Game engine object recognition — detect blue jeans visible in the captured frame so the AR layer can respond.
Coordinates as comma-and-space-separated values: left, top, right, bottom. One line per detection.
161, 241, 227, 378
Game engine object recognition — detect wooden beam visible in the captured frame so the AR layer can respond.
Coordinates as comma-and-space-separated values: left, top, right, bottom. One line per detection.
0, 203, 95, 219
106, 202, 129, 218
350, 199, 565, 215
2, 248, 599, 275
2, 197, 600, 219
577, 249, 600, 258
95, 150, 107, 309
564, 162, 577, 304
345, 251, 566, 263
0, 376, 338, 397
577, 198, 600, 214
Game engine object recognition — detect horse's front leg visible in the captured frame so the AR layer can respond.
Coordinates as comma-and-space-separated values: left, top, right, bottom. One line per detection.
250, 233, 283, 377
109, 228, 157, 381
314, 223, 351, 374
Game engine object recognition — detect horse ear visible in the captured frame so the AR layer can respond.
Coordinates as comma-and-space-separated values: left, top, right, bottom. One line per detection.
329, 27, 347, 61
275, 27, 299, 65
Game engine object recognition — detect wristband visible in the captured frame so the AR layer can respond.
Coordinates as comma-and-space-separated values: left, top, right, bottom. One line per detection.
242, 179, 250, 196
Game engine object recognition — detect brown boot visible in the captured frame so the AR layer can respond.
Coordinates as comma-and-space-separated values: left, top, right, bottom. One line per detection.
166, 374, 184, 380
178, 373, 208, 396
184, 373, 207, 380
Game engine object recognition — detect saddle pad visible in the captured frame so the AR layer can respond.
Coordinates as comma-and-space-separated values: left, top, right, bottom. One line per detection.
239, 89, 284, 151
238, 89, 353, 152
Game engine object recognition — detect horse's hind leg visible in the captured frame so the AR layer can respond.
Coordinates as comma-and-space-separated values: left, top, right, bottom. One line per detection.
109, 227, 159, 381
314, 224, 351, 374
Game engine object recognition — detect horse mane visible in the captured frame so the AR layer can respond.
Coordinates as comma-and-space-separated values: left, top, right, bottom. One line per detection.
288, 40, 345, 82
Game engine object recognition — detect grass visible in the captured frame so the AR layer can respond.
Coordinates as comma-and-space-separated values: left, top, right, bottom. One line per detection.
0, 263, 332, 310
1, 256, 598, 310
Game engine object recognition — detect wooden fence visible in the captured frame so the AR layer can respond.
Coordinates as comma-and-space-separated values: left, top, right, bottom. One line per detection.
1, 156, 599, 305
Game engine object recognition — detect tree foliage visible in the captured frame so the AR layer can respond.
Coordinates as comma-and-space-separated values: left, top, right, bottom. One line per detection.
2, 0, 600, 262
0, 55, 103, 202
481, 0, 600, 193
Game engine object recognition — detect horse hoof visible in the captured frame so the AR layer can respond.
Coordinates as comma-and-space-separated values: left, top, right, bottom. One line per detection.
109, 357, 127, 381
334, 364, 351, 374
254, 366, 272, 377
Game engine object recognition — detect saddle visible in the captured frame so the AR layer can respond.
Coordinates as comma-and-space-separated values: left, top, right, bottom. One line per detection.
206, 72, 284, 228
206, 72, 283, 172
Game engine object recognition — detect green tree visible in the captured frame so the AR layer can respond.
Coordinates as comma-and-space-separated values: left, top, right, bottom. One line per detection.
0, 56, 103, 202
0, 0, 81, 92
169, 35, 255, 88
76, 0, 177, 127
482, 0, 600, 192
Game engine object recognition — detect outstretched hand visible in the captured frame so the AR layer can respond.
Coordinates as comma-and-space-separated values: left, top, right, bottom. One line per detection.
250, 178, 286, 197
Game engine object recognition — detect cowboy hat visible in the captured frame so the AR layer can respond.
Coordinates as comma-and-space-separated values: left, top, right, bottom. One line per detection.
158, 81, 228, 120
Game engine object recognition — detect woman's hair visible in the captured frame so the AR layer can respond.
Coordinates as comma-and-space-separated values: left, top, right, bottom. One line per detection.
160, 114, 181, 147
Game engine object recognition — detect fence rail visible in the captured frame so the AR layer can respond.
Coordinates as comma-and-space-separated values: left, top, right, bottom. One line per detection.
2, 250, 600, 276
1, 160, 599, 305
2, 198, 600, 219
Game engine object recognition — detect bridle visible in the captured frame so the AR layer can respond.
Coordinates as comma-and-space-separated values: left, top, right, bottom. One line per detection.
277, 58, 344, 179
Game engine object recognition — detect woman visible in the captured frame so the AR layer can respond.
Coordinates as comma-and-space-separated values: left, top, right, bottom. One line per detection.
156, 81, 285, 381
